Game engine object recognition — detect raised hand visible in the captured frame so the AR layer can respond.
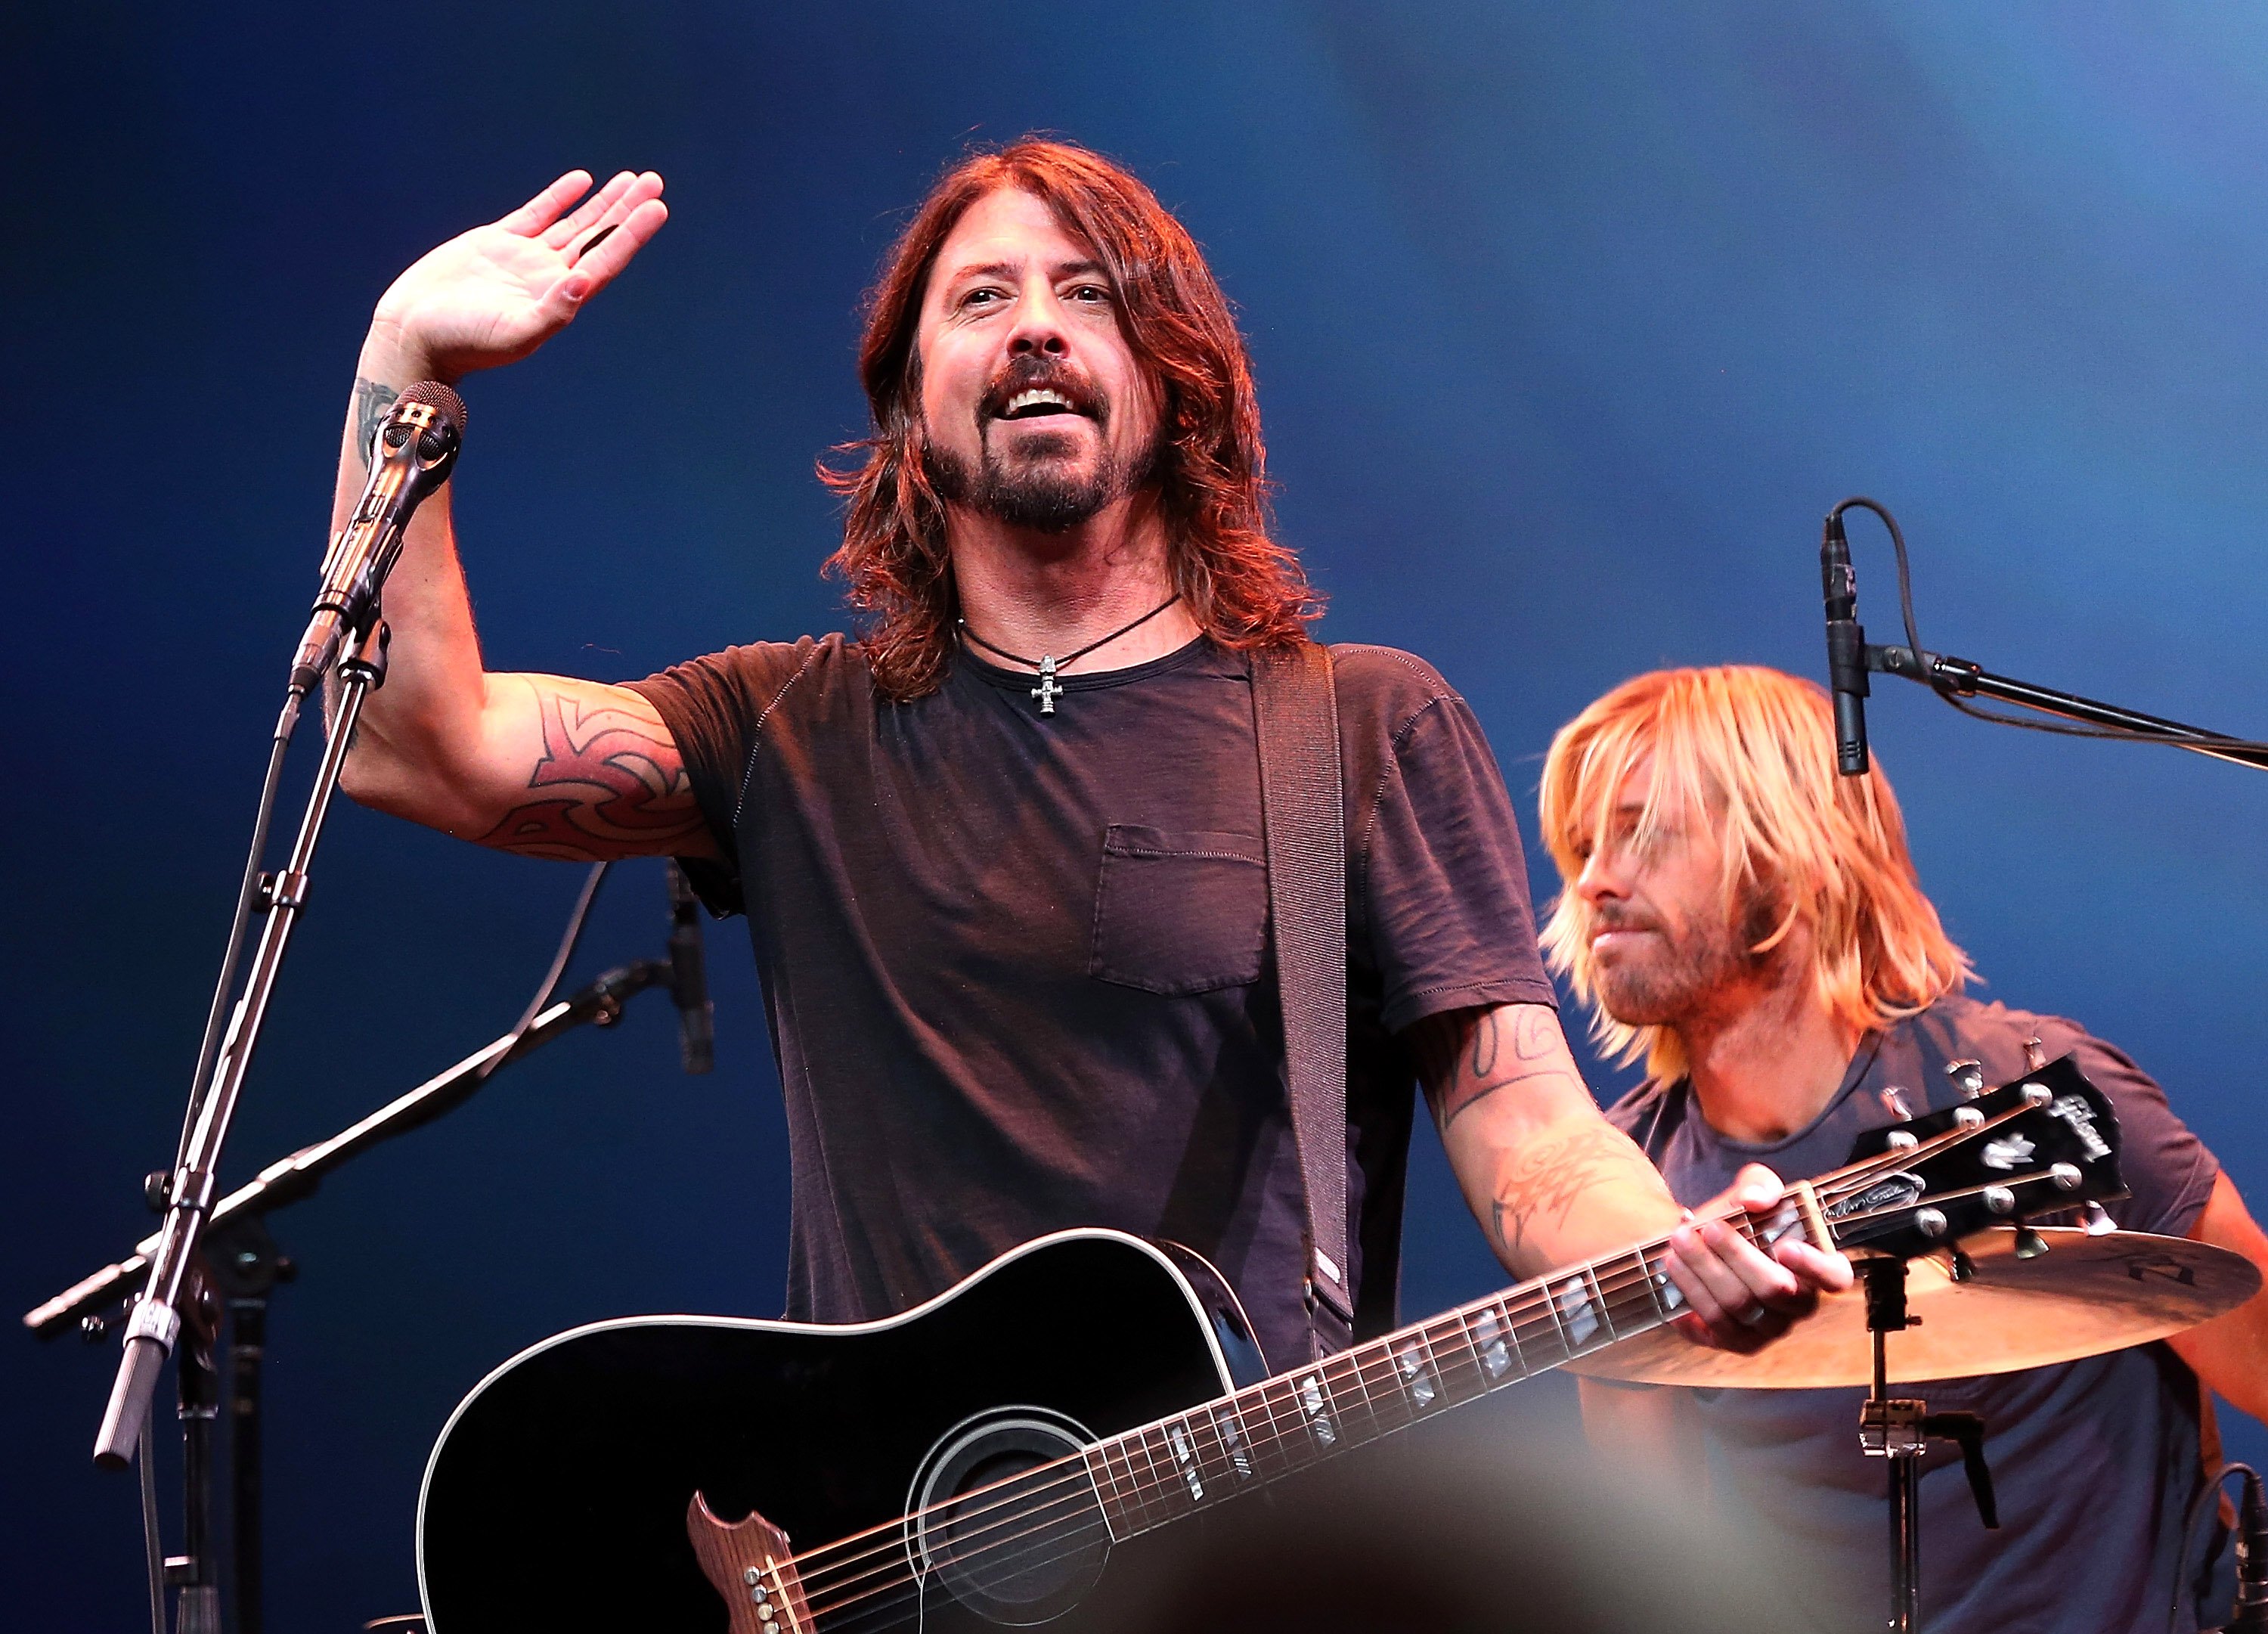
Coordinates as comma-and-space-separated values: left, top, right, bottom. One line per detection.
367, 169, 669, 381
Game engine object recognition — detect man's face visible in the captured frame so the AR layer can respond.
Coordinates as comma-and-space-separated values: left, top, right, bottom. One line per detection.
912, 186, 1161, 532
1573, 754, 1757, 1029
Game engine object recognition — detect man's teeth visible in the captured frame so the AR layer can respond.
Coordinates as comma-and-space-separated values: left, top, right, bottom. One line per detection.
1003, 388, 1073, 417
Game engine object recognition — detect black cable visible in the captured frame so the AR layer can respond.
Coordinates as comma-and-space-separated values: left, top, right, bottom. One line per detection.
2171, 1460, 2260, 1632
175, 693, 306, 1170
138, 1417, 164, 1634
1833, 498, 2268, 756
484, 860, 612, 1082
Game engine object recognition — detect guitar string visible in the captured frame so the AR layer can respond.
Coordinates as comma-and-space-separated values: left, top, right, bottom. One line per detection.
795, 1241, 1724, 1630
795, 1220, 1848, 1624
778, 1139, 1906, 1599
806, 1256, 1806, 1629
782, 1226, 1707, 1605
778, 1112, 2050, 1619
785, 1204, 1792, 1620
784, 1162, 1910, 1620
810, 1118, 2090, 1626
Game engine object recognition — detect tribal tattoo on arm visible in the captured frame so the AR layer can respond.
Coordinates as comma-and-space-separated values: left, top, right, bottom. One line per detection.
475, 680, 710, 861
1485, 1123, 1650, 1266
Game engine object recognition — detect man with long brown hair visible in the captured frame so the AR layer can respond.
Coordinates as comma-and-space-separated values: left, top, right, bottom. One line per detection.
1541, 664, 2268, 1632
326, 143, 1842, 1373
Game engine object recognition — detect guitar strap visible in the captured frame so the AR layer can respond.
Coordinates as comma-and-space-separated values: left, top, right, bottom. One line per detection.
1250, 640, 1355, 1360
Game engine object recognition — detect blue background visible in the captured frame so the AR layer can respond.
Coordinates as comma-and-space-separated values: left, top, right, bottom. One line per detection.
9, 2, 2266, 1624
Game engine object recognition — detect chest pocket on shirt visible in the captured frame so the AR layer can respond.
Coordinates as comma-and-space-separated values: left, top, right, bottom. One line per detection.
1089, 824, 1267, 996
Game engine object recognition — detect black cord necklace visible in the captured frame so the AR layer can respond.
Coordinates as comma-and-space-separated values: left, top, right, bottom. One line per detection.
958, 596, 1182, 716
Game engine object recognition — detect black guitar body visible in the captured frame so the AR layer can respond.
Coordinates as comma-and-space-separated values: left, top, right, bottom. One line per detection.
418, 1230, 1265, 1632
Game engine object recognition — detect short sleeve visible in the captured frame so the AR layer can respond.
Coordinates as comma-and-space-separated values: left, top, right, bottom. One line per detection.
1341, 657, 1557, 1034
624, 637, 826, 917
2048, 1022, 2220, 1238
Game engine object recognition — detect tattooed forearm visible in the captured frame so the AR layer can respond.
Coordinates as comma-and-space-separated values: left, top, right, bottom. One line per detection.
352, 377, 401, 470
1487, 1124, 1642, 1265
476, 683, 706, 860
1418, 1005, 1580, 1130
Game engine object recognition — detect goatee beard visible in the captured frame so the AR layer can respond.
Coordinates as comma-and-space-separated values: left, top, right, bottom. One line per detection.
923, 429, 1159, 534
1591, 914, 1755, 1030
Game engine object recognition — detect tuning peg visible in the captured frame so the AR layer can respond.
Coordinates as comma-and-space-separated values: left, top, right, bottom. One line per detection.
2014, 1220, 2051, 1259
2023, 1036, 2047, 1072
1945, 1059, 1986, 1099
2082, 1202, 2115, 1236
1879, 1086, 1916, 1121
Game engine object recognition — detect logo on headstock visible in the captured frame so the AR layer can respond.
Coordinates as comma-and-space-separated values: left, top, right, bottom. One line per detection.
2048, 1094, 2111, 1161
1980, 1133, 2036, 1171
1825, 1173, 1923, 1220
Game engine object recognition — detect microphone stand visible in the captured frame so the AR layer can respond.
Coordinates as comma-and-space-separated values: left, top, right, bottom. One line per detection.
1826, 497, 2268, 777
91, 618, 393, 1477
29, 953, 678, 1632
1863, 642, 2268, 774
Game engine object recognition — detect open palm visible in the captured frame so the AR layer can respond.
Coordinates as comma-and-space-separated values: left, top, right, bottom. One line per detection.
371, 170, 669, 380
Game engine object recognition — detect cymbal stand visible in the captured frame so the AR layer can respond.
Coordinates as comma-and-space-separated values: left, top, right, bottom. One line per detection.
1857, 1257, 2000, 1633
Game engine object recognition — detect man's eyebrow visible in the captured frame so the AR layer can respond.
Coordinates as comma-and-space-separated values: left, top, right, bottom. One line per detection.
943, 260, 1022, 285
939, 257, 1107, 285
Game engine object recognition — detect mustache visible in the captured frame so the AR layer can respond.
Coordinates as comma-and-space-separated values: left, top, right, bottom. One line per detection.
979, 355, 1108, 423
1588, 906, 1662, 935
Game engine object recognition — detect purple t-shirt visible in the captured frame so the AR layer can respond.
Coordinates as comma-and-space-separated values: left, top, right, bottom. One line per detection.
1605, 995, 2225, 1633
629, 634, 1552, 1371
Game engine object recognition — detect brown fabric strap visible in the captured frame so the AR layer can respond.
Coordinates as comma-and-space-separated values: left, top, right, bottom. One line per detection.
1250, 640, 1353, 1359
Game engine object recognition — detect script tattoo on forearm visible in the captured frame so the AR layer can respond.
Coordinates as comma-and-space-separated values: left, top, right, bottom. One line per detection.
476, 684, 707, 860
351, 377, 400, 471
1418, 1005, 1580, 1131
1487, 1123, 1638, 1266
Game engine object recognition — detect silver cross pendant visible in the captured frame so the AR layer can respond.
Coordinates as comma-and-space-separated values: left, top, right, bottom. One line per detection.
1030, 655, 1062, 715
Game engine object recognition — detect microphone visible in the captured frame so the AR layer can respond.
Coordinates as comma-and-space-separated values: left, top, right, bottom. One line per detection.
666, 863, 714, 1074
290, 381, 466, 693
2235, 1466, 2267, 1630
1820, 507, 1871, 777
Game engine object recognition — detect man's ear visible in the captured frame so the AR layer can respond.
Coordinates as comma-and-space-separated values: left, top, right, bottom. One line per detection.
1738, 872, 1802, 960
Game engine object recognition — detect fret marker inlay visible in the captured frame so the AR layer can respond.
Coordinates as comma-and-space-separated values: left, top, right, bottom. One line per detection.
1297, 1373, 1337, 1446
1213, 1406, 1252, 1479
1473, 1310, 1514, 1378
1395, 1341, 1438, 1407
1167, 1423, 1204, 1502
1557, 1276, 1600, 1347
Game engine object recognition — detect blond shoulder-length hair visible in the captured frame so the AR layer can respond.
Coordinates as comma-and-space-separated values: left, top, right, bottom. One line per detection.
1538, 665, 1973, 1083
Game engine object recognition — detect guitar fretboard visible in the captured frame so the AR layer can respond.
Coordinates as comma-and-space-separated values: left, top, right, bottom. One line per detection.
1080, 1217, 1768, 1538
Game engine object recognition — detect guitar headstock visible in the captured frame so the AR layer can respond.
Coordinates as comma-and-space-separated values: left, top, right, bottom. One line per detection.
1813, 1054, 2127, 1260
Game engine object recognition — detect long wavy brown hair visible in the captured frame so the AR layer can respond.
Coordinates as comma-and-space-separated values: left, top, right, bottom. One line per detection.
821, 139, 1319, 700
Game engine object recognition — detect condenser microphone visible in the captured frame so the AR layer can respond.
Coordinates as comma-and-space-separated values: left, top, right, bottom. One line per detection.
667, 862, 714, 1074
2234, 1466, 2268, 1630
1821, 507, 1871, 777
289, 381, 466, 693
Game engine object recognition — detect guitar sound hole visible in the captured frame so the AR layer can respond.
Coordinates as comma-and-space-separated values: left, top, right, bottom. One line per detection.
907, 1409, 1110, 1626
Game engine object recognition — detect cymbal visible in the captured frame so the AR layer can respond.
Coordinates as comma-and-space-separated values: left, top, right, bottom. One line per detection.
1563, 1228, 2260, 1390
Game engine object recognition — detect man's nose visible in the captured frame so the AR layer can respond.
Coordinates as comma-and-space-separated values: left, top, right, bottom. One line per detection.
1576, 847, 1627, 907
1007, 283, 1070, 358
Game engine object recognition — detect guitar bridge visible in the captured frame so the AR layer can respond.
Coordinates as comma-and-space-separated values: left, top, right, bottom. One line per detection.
686, 1491, 812, 1634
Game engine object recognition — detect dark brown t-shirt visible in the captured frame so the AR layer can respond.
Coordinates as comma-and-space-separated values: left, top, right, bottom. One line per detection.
628, 634, 1552, 1371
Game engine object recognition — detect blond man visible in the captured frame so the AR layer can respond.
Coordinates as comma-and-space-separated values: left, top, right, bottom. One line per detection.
1541, 665, 2268, 1634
